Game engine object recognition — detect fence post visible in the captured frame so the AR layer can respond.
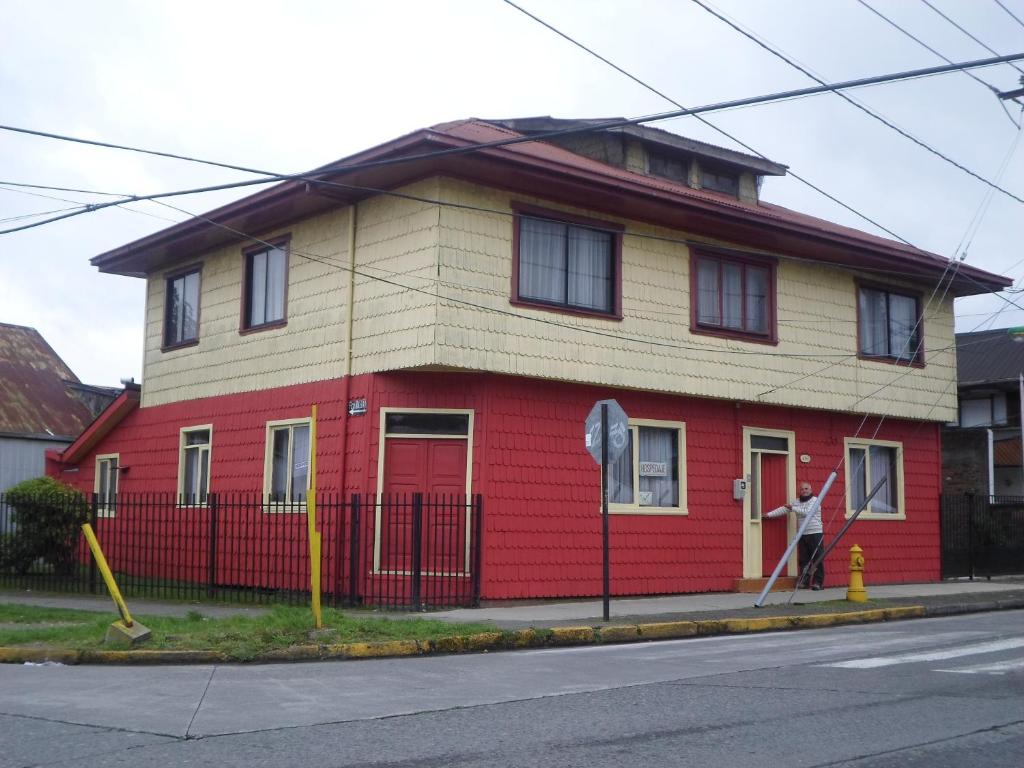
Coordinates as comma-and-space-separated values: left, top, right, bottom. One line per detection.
472, 494, 483, 606
411, 493, 423, 611
349, 494, 360, 606
89, 493, 99, 594
967, 492, 975, 581
207, 493, 218, 598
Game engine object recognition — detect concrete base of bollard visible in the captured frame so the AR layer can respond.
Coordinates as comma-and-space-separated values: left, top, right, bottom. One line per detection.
104, 620, 152, 648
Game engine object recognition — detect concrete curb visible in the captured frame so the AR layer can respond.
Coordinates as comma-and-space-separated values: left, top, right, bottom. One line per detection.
1, 597, 1021, 665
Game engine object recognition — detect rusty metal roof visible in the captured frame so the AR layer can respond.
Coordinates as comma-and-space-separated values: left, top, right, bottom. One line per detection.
0, 323, 108, 440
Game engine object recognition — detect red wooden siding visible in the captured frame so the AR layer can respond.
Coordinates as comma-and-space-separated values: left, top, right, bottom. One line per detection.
54, 371, 942, 600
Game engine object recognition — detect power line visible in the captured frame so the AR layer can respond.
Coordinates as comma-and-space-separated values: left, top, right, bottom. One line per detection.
690, 0, 1024, 204
855, 0, 1020, 127
501, 0, 914, 245
994, 0, 1024, 30
921, 0, 1024, 76
3, 50, 1024, 239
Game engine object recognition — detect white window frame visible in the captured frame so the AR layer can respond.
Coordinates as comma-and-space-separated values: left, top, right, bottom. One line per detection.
177, 425, 213, 507
608, 419, 687, 516
263, 418, 312, 513
844, 437, 905, 521
94, 453, 119, 518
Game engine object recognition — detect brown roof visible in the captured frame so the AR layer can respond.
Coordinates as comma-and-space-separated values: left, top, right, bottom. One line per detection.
0, 323, 98, 440
89, 117, 1010, 297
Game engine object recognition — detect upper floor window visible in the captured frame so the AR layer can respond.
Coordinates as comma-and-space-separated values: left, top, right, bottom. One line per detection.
700, 167, 739, 196
513, 207, 622, 318
179, 426, 212, 506
243, 241, 288, 331
960, 394, 1008, 427
94, 454, 119, 517
264, 419, 310, 506
858, 286, 922, 364
164, 267, 201, 349
692, 252, 775, 342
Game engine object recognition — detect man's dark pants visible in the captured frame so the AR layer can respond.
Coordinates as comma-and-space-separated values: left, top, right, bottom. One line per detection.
797, 532, 825, 588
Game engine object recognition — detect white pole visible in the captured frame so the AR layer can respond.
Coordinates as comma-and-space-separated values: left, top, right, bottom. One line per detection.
755, 471, 837, 608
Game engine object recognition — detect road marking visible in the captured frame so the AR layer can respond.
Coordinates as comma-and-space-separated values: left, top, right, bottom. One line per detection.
822, 638, 1024, 669
936, 657, 1024, 675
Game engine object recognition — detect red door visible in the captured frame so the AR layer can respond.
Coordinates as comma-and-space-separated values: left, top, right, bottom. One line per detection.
760, 453, 789, 576
381, 438, 468, 573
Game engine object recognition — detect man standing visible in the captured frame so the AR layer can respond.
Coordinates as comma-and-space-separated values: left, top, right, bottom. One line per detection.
765, 481, 824, 590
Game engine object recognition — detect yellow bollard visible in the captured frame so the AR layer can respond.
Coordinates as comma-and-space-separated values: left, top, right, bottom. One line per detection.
847, 544, 868, 603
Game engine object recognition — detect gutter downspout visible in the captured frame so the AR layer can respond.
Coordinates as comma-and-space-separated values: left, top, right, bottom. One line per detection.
338, 203, 358, 493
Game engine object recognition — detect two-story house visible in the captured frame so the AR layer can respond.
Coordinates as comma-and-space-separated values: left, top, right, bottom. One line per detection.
49, 117, 1010, 598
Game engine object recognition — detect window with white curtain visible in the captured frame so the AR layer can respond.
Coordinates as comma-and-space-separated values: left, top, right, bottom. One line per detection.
264, 419, 311, 508
609, 421, 686, 513
244, 242, 288, 329
94, 454, 119, 517
517, 215, 616, 314
858, 287, 921, 363
845, 438, 903, 519
178, 427, 212, 506
694, 254, 772, 338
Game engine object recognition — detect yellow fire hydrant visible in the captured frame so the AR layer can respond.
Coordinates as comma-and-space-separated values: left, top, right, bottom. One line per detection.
847, 544, 868, 603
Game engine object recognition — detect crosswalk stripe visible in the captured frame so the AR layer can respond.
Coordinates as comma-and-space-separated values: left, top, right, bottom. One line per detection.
936, 657, 1024, 675
822, 638, 1024, 669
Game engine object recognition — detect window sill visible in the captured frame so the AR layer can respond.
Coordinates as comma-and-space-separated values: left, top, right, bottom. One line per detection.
690, 325, 777, 346
845, 510, 905, 521
857, 353, 924, 369
161, 339, 199, 353
511, 297, 622, 322
240, 319, 287, 336
609, 506, 688, 516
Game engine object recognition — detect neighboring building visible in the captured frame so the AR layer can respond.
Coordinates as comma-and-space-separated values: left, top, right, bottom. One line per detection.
0, 323, 117, 492
942, 328, 1024, 496
49, 117, 1010, 597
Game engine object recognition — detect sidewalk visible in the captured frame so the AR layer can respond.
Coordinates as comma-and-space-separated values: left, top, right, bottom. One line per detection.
3, 578, 1022, 629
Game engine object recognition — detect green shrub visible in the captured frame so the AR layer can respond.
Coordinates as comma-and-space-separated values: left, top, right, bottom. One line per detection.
3, 477, 88, 576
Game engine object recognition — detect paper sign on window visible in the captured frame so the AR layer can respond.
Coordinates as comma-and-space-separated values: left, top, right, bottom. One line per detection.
639, 461, 667, 477
638, 491, 654, 506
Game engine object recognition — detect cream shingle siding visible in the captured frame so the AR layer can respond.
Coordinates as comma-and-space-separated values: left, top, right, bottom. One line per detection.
140, 176, 957, 422
432, 178, 956, 422
141, 208, 350, 407
349, 180, 441, 375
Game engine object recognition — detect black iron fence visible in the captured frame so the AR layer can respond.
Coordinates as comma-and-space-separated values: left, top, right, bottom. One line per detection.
0, 491, 483, 609
940, 494, 1024, 579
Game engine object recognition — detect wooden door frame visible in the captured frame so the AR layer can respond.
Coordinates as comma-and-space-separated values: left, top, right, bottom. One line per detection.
741, 426, 796, 579
373, 407, 475, 574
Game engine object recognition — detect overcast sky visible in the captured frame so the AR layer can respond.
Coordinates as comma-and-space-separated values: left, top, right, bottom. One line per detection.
1, 0, 1022, 388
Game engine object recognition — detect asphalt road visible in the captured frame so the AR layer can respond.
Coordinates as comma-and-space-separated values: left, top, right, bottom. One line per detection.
1, 611, 1021, 767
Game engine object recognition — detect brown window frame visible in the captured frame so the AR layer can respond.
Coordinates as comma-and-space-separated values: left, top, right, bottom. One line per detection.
162, 263, 202, 352
689, 250, 777, 344
510, 202, 624, 321
855, 281, 925, 368
240, 236, 291, 334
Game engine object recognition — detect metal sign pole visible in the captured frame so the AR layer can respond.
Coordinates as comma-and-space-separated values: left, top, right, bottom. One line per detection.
601, 403, 610, 622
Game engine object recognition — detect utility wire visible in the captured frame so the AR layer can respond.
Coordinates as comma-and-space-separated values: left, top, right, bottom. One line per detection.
994, 0, 1024, 31
501, 0, 914, 245
3, 49, 1024, 238
690, 0, 1024, 203
921, 0, 1024, 76
855, 0, 1020, 127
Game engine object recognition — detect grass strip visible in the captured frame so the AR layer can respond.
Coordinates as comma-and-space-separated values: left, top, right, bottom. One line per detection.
0, 604, 494, 661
